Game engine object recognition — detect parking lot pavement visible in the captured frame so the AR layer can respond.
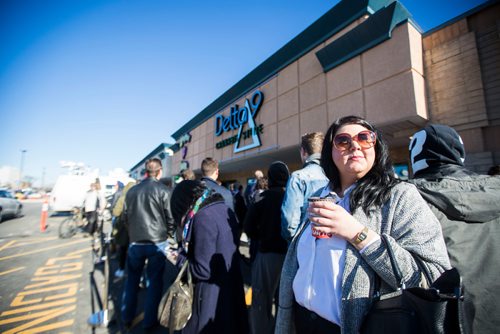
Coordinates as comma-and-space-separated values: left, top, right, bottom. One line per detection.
104, 241, 251, 334
0, 201, 252, 334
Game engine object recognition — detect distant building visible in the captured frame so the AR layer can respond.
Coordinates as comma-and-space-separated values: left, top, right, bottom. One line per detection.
129, 143, 174, 181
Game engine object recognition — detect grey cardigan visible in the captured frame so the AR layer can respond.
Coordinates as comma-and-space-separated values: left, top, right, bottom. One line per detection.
275, 182, 450, 334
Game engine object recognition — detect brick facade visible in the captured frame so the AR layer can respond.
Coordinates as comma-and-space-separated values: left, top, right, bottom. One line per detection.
423, 2, 500, 172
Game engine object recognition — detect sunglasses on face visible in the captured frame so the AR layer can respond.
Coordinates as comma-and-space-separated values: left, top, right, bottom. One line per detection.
333, 130, 377, 150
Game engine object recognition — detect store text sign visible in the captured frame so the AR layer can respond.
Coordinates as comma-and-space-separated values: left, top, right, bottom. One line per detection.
177, 132, 192, 170
215, 90, 264, 153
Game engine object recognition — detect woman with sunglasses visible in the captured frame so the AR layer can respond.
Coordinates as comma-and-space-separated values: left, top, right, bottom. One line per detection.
275, 116, 450, 334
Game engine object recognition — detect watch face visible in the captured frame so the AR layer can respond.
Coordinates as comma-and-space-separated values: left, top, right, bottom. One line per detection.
355, 227, 368, 244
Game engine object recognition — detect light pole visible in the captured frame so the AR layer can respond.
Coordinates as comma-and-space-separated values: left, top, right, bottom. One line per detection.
41, 167, 46, 190
19, 149, 27, 189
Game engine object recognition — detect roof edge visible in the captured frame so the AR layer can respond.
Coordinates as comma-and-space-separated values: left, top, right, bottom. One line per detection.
129, 143, 173, 171
172, 0, 396, 140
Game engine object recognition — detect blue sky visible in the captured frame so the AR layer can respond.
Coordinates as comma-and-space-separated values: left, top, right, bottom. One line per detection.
0, 0, 488, 187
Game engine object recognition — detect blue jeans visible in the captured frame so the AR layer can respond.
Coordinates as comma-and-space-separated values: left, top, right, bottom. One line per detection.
121, 241, 167, 327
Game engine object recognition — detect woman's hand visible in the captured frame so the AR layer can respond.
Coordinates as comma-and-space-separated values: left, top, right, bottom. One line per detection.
308, 201, 364, 242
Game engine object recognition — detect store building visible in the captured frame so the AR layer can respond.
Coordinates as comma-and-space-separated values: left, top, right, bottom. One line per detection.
171, 0, 500, 186
129, 143, 174, 181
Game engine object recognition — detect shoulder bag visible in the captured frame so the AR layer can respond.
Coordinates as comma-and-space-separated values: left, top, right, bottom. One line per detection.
360, 234, 467, 334
157, 189, 210, 332
158, 259, 193, 333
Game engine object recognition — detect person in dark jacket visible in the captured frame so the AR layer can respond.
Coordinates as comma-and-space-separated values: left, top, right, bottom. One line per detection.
233, 183, 247, 224
244, 161, 290, 334
200, 157, 234, 211
171, 180, 248, 334
409, 124, 500, 334
121, 158, 175, 329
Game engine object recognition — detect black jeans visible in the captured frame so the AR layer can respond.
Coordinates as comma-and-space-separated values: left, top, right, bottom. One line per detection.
85, 211, 98, 234
294, 302, 341, 334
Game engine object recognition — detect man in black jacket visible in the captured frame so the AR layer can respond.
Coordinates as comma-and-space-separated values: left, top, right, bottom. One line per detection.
409, 124, 500, 334
121, 158, 174, 329
200, 157, 234, 211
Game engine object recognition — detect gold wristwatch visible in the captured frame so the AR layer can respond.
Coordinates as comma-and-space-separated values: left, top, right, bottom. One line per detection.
354, 226, 369, 244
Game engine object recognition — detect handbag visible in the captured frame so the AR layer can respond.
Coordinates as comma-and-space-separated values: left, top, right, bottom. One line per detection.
158, 259, 194, 333
158, 190, 209, 332
360, 234, 466, 334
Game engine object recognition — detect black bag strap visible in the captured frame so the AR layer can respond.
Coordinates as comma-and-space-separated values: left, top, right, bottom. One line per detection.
374, 234, 463, 299
372, 234, 414, 296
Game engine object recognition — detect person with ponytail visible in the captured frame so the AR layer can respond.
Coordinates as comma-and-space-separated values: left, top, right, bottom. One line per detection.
170, 180, 248, 334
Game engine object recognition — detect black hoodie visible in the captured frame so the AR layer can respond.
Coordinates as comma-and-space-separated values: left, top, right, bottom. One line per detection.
409, 124, 500, 334
244, 161, 290, 253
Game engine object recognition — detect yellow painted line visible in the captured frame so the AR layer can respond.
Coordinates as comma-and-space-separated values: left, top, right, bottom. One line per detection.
0, 305, 74, 325
0, 266, 25, 276
12, 236, 59, 247
16, 319, 74, 333
245, 287, 252, 306
0, 240, 16, 252
1, 298, 76, 316
18, 283, 78, 298
26, 274, 82, 289
1, 305, 75, 333
66, 247, 92, 256
0, 239, 89, 261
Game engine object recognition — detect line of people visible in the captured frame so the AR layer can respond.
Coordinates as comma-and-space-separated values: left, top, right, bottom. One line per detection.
109, 116, 499, 334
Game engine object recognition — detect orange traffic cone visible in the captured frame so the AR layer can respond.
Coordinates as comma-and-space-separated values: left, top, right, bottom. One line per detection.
40, 197, 49, 232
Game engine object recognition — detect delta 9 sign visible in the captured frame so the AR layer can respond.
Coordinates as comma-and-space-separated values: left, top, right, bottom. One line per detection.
214, 90, 264, 153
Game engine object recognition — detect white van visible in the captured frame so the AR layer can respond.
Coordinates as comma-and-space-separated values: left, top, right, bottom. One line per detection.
49, 175, 96, 212
49, 174, 135, 212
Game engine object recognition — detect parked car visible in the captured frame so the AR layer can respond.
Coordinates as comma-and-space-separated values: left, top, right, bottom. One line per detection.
14, 191, 25, 200
0, 189, 23, 222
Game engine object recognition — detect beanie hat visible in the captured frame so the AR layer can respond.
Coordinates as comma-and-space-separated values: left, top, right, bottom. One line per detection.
409, 124, 465, 176
117, 181, 124, 189
267, 161, 290, 187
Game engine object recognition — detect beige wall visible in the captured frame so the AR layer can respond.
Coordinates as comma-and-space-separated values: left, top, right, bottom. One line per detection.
423, 3, 500, 172
174, 3, 499, 178
175, 20, 428, 179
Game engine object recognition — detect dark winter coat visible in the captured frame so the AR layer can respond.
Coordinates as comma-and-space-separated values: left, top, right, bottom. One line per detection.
182, 201, 248, 334
243, 161, 290, 254
409, 124, 500, 333
124, 177, 175, 242
410, 165, 500, 334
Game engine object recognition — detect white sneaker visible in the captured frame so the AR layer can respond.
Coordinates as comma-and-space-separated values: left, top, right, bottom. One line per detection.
114, 269, 125, 279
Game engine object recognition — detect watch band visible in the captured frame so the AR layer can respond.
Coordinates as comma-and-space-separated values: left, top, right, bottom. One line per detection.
354, 226, 369, 245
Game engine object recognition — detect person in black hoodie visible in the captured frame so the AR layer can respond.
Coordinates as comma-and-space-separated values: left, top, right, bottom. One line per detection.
409, 124, 500, 334
244, 161, 290, 334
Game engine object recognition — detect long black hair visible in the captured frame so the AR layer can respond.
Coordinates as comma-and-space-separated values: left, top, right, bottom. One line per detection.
320, 115, 399, 215
170, 180, 224, 227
